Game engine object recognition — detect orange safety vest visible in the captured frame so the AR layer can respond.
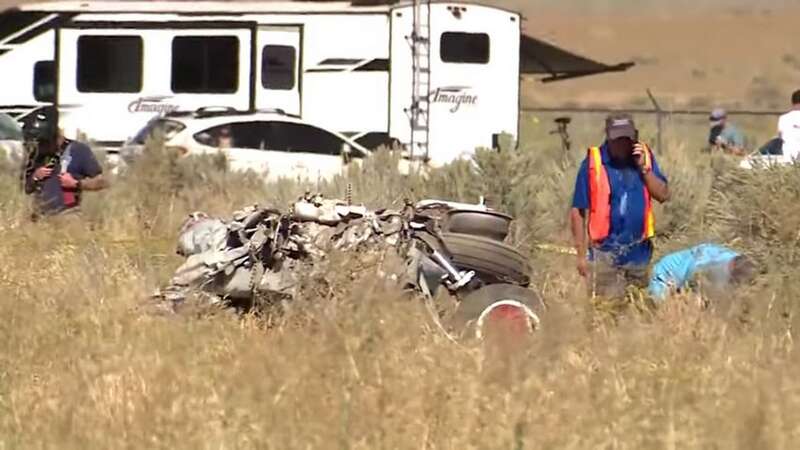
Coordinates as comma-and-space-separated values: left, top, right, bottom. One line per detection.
587, 145, 655, 243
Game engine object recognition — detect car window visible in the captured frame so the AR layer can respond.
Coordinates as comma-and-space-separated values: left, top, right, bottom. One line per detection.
354, 132, 399, 151
0, 113, 22, 140
193, 122, 262, 149
194, 120, 362, 157
264, 121, 360, 156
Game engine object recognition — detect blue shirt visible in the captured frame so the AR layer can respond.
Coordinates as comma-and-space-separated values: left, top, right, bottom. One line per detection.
572, 142, 667, 267
648, 244, 739, 301
37, 141, 102, 214
709, 124, 745, 148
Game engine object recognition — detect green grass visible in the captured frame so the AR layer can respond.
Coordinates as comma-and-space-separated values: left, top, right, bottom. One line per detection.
2, 112, 800, 448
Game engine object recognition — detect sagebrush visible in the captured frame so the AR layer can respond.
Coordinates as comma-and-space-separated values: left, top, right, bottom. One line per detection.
2, 115, 800, 449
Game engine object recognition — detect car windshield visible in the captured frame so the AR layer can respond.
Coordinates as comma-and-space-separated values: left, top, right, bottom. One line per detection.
132, 118, 186, 144
0, 113, 22, 140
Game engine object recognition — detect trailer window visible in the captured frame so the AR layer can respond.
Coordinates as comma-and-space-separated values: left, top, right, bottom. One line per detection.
172, 36, 239, 94
262, 45, 296, 90
77, 36, 143, 93
33, 60, 55, 102
440, 32, 490, 64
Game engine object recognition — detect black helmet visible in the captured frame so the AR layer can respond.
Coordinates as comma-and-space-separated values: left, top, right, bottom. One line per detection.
22, 106, 59, 142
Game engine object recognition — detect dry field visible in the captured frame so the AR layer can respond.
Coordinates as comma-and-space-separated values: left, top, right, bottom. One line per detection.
2, 1, 800, 449
2, 115, 800, 448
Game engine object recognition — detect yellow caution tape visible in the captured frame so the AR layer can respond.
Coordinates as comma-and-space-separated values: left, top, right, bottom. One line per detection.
531, 243, 577, 255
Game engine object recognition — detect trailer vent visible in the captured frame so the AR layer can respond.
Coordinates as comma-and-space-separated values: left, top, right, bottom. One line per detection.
319, 58, 362, 66
307, 58, 389, 73
354, 58, 389, 71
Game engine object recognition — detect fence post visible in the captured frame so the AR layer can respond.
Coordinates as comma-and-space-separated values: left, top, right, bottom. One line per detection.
646, 89, 664, 152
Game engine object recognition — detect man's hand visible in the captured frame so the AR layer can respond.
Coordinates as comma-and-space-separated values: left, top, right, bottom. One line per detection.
577, 256, 589, 278
632, 143, 671, 203
33, 167, 53, 181
59, 172, 79, 189
632, 142, 648, 171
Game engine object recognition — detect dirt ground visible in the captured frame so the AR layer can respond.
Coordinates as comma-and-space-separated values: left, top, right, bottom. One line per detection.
518, 4, 800, 110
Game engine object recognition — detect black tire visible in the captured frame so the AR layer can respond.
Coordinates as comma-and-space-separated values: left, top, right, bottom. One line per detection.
442, 210, 511, 242
440, 232, 531, 285
451, 284, 545, 338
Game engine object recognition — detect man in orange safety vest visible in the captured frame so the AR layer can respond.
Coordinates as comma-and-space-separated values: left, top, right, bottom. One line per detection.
569, 114, 671, 297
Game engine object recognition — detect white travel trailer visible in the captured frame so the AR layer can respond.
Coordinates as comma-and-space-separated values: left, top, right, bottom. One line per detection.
0, 0, 632, 165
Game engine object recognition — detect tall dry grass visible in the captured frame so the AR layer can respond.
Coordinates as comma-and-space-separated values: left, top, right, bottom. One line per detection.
2, 116, 800, 449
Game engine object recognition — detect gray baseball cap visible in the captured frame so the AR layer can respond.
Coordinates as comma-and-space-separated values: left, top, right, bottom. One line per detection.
709, 108, 726, 126
605, 114, 637, 140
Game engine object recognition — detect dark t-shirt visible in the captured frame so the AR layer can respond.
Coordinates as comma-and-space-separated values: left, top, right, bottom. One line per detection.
33, 141, 102, 214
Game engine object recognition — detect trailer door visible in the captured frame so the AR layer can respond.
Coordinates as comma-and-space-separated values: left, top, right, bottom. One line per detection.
256, 26, 301, 116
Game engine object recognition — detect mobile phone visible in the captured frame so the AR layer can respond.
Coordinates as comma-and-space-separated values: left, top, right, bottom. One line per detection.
45, 157, 57, 168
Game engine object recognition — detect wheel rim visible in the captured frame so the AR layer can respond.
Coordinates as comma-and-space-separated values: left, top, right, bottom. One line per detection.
474, 299, 540, 340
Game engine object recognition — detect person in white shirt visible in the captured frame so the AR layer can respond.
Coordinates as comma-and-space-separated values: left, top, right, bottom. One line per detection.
778, 90, 800, 160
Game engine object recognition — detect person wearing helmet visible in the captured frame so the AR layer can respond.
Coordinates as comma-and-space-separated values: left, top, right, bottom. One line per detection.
21, 106, 107, 217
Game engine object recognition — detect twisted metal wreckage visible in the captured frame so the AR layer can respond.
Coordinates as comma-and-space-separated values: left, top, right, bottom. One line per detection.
156, 192, 545, 338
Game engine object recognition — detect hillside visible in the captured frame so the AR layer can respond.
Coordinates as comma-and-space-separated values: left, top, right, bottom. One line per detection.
514, 2, 800, 110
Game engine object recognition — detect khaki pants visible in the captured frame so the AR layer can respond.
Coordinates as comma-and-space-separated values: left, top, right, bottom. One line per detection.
589, 250, 650, 299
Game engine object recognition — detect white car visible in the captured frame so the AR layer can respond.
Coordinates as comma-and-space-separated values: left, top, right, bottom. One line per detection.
120, 108, 371, 181
738, 154, 797, 170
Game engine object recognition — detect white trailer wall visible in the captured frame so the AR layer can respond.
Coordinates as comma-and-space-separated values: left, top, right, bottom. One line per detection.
57, 17, 253, 142
0, 3, 524, 158
284, 14, 390, 134
390, 4, 521, 165
56, 12, 392, 141
0, 30, 53, 111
